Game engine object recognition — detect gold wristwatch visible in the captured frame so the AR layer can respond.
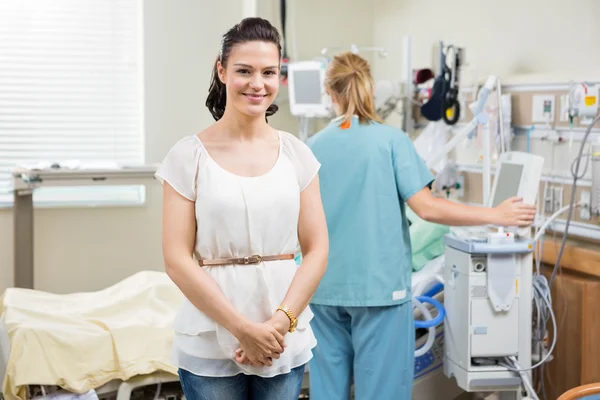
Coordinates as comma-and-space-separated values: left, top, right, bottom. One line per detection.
277, 305, 298, 333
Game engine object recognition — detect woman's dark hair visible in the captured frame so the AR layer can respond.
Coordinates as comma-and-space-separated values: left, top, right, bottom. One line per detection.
206, 18, 282, 121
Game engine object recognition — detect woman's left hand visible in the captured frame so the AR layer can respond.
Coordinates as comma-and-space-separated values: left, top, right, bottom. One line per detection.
235, 312, 290, 365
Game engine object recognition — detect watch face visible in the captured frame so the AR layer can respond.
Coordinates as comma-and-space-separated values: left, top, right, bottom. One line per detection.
291, 319, 298, 331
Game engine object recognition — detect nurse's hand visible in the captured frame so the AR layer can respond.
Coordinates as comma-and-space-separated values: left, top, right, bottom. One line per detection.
493, 196, 537, 227
236, 322, 285, 366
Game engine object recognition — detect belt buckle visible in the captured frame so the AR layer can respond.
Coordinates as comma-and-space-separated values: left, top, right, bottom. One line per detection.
243, 255, 262, 264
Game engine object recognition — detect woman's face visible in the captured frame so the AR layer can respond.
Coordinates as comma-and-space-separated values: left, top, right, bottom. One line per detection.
218, 41, 280, 118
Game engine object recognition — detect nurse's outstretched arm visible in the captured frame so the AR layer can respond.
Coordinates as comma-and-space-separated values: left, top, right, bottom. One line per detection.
269, 175, 329, 333
161, 182, 285, 367
406, 186, 537, 227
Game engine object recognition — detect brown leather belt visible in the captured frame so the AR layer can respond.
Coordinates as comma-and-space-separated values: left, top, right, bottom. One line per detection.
198, 253, 295, 267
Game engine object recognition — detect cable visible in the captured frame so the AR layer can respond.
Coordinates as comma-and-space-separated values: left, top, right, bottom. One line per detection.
531, 273, 551, 372
505, 359, 537, 399
501, 277, 557, 373
533, 203, 582, 242
540, 362, 548, 400
500, 356, 541, 398
549, 113, 600, 287
571, 151, 591, 179
507, 356, 540, 400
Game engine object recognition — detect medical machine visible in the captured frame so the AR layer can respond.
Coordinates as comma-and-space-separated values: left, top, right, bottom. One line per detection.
568, 83, 599, 125
12, 165, 158, 289
443, 151, 544, 398
286, 60, 331, 119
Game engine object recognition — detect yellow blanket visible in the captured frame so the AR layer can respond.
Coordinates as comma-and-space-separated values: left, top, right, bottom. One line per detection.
0, 271, 183, 400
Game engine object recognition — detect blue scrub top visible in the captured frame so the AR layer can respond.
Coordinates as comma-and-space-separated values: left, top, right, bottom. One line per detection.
307, 116, 434, 307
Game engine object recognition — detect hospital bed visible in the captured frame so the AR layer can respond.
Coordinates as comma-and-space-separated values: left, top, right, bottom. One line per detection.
0, 271, 183, 400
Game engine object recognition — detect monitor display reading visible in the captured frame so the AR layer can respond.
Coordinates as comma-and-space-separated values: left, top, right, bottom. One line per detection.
491, 162, 524, 207
292, 70, 322, 104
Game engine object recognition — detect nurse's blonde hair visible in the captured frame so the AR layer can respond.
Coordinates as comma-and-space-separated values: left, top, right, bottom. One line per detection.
325, 52, 382, 126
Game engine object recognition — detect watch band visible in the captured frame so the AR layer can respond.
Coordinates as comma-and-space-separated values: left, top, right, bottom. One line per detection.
277, 305, 298, 332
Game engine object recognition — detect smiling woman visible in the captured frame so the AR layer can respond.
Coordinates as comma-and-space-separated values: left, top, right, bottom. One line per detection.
206, 19, 282, 121
155, 17, 329, 400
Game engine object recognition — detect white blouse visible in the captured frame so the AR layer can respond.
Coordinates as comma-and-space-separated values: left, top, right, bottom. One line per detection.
155, 130, 321, 378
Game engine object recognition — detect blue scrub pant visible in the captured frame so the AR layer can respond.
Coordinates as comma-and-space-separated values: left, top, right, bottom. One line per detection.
309, 302, 415, 400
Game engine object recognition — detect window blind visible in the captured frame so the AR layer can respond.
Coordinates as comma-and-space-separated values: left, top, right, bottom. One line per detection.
0, 0, 144, 205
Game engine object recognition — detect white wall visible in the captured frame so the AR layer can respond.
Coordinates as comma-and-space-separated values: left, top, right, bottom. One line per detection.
0, 0, 243, 294
373, 0, 600, 84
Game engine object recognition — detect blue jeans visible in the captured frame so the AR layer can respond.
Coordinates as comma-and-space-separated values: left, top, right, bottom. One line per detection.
178, 365, 306, 400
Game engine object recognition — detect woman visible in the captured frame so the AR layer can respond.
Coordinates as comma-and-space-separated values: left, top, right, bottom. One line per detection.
155, 18, 328, 400
306, 52, 536, 400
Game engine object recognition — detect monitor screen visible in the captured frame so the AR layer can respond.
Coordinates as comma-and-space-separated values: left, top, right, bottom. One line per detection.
292, 70, 322, 105
491, 162, 524, 207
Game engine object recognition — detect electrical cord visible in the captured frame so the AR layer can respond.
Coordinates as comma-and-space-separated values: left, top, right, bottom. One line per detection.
505, 356, 540, 400
549, 113, 600, 286
501, 275, 557, 373
497, 274, 556, 400
533, 274, 553, 360
529, 136, 561, 400
571, 152, 591, 178
533, 203, 583, 242
540, 362, 548, 400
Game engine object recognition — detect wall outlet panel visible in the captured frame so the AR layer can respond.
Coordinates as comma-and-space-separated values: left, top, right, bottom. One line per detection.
580, 191, 591, 220
553, 186, 564, 213
532, 94, 556, 123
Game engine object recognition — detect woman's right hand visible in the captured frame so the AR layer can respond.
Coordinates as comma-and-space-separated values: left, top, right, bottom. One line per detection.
236, 322, 285, 366
493, 196, 537, 227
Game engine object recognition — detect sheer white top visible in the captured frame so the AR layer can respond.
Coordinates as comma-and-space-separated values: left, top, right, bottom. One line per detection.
155, 130, 320, 378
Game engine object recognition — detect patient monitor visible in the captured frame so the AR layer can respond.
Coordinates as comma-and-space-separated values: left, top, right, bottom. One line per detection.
488, 152, 544, 208
287, 61, 331, 118
443, 152, 544, 396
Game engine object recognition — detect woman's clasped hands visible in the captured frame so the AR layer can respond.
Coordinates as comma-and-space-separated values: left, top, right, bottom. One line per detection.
234, 311, 291, 367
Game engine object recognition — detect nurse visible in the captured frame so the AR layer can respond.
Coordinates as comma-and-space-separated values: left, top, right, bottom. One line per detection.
306, 52, 536, 400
